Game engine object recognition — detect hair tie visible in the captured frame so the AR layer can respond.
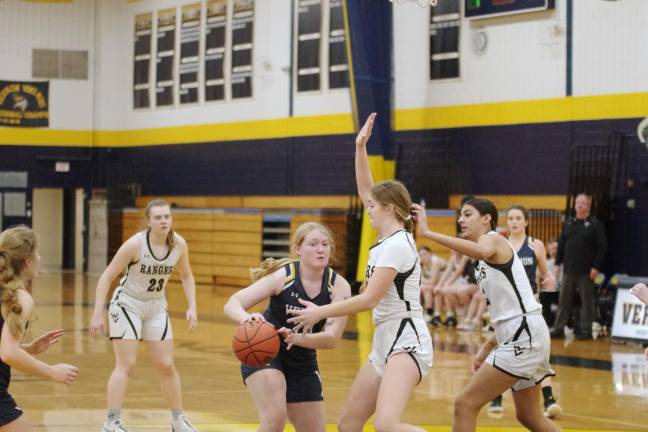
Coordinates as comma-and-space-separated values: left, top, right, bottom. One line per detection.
405, 214, 412, 221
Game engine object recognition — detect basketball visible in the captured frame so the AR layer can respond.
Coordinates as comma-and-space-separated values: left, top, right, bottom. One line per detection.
232, 320, 280, 367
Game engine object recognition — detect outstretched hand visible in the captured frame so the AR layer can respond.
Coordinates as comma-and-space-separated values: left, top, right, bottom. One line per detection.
356, 113, 377, 148
286, 299, 323, 334
26, 329, 63, 355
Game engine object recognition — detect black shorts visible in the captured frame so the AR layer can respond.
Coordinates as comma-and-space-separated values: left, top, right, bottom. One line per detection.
0, 392, 23, 426
241, 351, 323, 403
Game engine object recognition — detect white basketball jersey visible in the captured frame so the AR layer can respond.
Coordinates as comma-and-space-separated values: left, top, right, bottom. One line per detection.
475, 232, 541, 324
119, 231, 181, 301
367, 230, 422, 324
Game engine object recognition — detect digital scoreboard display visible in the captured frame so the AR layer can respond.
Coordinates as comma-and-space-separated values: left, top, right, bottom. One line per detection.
465, 0, 554, 19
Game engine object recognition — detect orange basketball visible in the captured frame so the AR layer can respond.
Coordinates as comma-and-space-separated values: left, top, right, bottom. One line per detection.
232, 320, 280, 367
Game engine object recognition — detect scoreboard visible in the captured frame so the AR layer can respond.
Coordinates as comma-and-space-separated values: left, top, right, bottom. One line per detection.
465, 0, 554, 19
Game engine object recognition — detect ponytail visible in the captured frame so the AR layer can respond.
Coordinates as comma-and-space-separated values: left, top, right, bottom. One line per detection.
250, 258, 294, 282
0, 226, 37, 338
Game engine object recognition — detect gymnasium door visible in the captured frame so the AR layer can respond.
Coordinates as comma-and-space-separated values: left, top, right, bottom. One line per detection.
33, 188, 86, 272
0, 171, 32, 230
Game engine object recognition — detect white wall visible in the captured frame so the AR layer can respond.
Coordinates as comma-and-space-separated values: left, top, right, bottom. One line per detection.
0, 0, 95, 130
95, 0, 350, 131
32, 188, 63, 270
394, 0, 567, 110
573, 0, 648, 96
2, 0, 646, 132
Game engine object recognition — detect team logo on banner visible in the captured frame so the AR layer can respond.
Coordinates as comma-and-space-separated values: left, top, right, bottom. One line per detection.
0, 80, 49, 127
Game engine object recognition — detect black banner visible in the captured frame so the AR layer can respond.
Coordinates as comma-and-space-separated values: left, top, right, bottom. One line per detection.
180, 4, 201, 104
231, 0, 254, 99
0, 80, 49, 127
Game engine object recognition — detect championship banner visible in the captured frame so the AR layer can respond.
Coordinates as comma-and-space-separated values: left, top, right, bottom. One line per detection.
133, 13, 153, 109
180, 3, 201, 104
205, 0, 227, 101
231, 0, 254, 99
156, 8, 176, 106
0, 80, 49, 127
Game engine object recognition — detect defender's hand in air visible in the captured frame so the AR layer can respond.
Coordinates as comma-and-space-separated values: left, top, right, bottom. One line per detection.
356, 113, 377, 149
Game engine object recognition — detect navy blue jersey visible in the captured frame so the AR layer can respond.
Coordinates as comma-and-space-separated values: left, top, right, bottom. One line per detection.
263, 261, 336, 361
463, 259, 477, 284
517, 236, 538, 294
0, 313, 10, 392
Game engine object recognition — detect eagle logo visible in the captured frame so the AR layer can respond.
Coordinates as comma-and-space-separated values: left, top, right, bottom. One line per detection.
12, 94, 28, 112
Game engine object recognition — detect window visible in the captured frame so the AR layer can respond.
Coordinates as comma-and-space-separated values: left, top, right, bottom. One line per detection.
295, 0, 349, 93
33, 49, 88, 80
430, 0, 460, 80
328, 0, 348, 89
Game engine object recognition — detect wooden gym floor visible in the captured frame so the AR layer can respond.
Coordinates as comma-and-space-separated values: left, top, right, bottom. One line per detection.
12, 272, 647, 431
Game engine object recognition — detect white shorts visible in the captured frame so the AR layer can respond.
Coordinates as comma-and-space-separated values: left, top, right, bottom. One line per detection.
369, 316, 433, 381
487, 313, 554, 391
109, 288, 172, 341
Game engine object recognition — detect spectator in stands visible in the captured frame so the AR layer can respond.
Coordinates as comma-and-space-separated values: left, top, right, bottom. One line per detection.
550, 193, 607, 340
418, 246, 446, 323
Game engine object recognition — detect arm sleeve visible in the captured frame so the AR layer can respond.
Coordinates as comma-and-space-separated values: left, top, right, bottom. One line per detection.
555, 222, 567, 266
374, 238, 412, 273
593, 219, 607, 270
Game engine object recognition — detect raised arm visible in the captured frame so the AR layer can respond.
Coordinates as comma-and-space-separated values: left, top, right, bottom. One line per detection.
355, 113, 377, 207
412, 204, 501, 262
175, 236, 198, 330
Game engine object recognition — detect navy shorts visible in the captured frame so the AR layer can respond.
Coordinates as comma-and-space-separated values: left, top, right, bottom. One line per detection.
241, 350, 323, 403
0, 392, 23, 426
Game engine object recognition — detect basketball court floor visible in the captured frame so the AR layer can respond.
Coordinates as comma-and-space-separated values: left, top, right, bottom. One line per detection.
15, 272, 647, 431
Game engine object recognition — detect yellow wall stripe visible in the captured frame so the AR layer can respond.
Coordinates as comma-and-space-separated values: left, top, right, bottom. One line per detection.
396, 92, 648, 131
0, 113, 354, 148
20, 0, 73, 3
1, 92, 647, 147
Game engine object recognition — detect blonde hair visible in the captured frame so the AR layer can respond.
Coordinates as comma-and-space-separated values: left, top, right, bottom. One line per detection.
0, 226, 38, 337
371, 180, 414, 232
144, 199, 176, 249
250, 222, 335, 282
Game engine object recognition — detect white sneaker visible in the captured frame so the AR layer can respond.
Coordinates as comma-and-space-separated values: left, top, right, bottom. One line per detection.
172, 415, 199, 432
103, 420, 130, 432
